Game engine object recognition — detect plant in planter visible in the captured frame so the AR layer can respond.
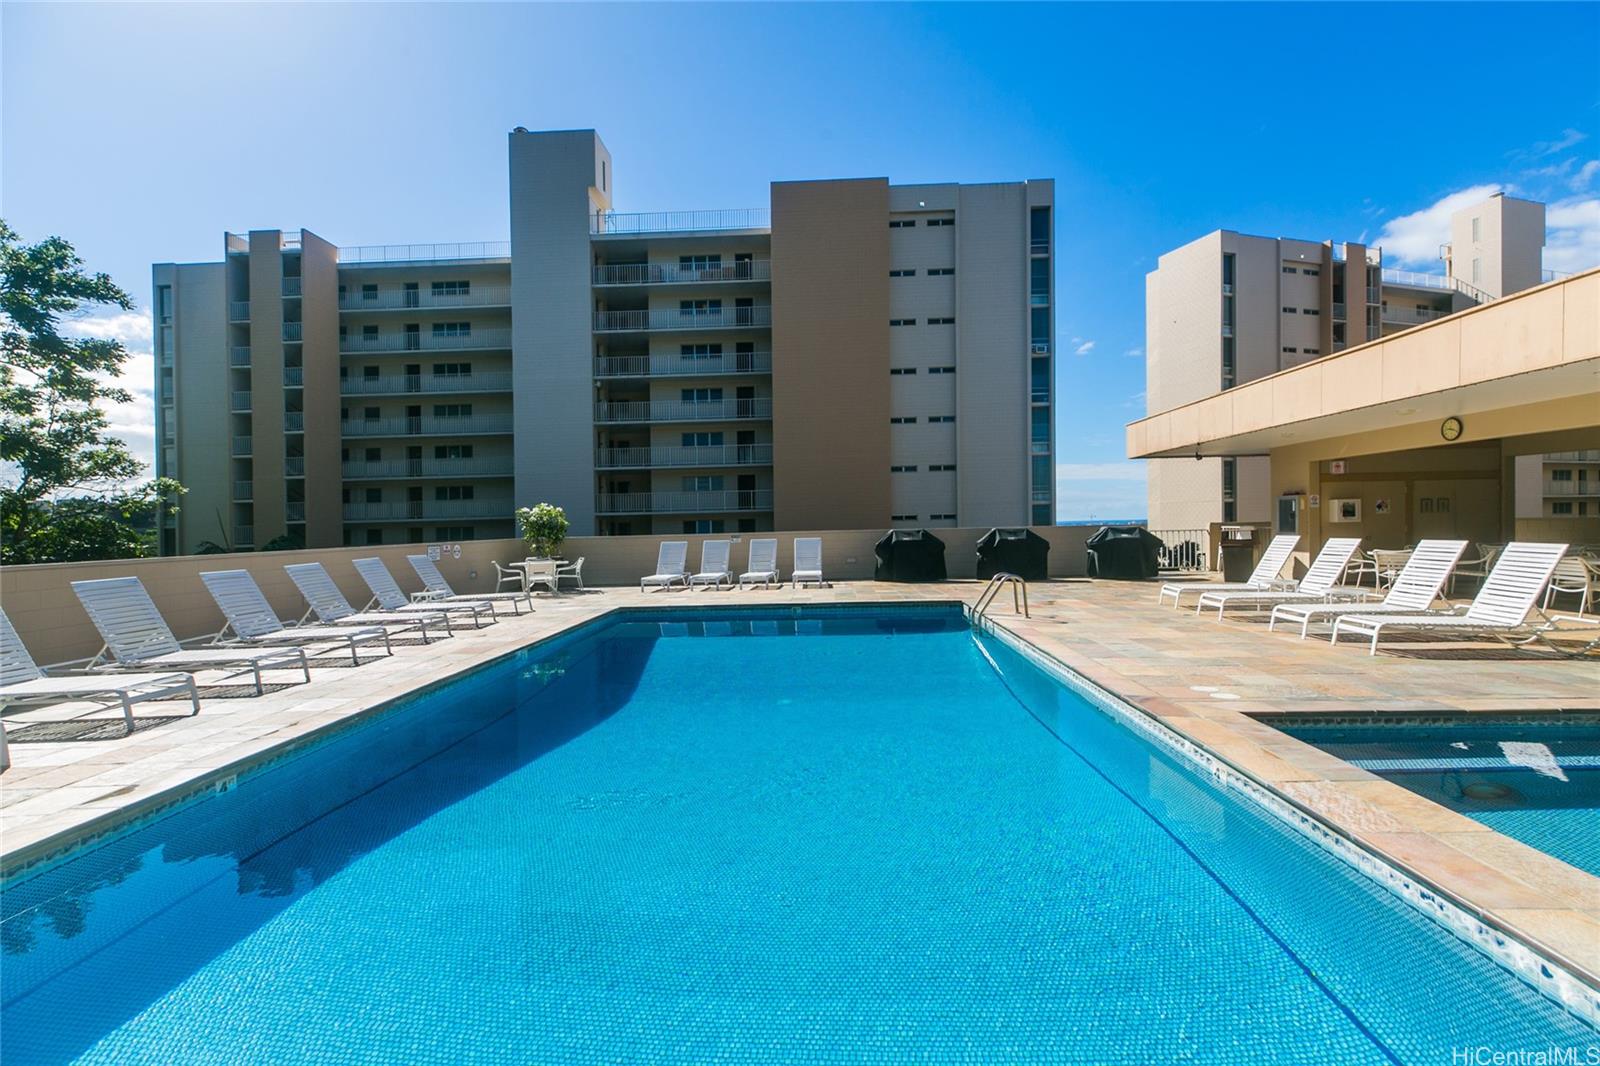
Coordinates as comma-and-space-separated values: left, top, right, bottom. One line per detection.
516, 503, 569, 559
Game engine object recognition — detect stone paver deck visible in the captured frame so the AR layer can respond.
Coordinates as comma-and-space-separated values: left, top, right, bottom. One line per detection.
3, 578, 1597, 990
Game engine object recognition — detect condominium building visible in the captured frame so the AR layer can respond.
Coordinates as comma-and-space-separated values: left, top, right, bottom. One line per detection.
153, 128, 1054, 554
1143, 192, 1569, 534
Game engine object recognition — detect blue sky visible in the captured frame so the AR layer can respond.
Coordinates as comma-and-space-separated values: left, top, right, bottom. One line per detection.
5, 2, 1597, 519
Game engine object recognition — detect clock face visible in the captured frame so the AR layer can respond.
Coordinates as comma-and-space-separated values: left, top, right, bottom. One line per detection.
1441, 416, 1463, 441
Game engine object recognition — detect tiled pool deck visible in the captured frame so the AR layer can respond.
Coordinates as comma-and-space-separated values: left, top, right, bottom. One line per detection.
3, 578, 1596, 991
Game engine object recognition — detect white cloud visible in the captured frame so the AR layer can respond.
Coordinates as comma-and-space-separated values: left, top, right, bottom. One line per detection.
1571, 160, 1600, 192
65, 310, 152, 347
1073, 340, 1095, 356
1123, 346, 1143, 359
62, 311, 158, 481
1374, 183, 1503, 267
1545, 195, 1600, 274
1526, 128, 1588, 159
1054, 460, 1148, 521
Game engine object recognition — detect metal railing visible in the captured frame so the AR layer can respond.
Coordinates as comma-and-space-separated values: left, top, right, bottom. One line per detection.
595, 399, 772, 423
282, 277, 302, 297
1331, 302, 1346, 319
285, 502, 306, 523
340, 327, 512, 353
340, 415, 514, 437
1365, 286, 1381, 304
234, 525, 254, 546
1380, 267, 1495, 305
233, 480, 252, 501
595, 444, 774, 469
1149, 528, 1210, 572
972, 574, 1029, 621
1545, 479, 1600, 496
1030, 239, 1049, 254
228, 301, 250, 321
285, 457, 305, 477
340, 371, 513, 395
1545, 450, 1600, 462
230, 346, 251, 367
342, 499, 513, 521
230, 390, 252, 412
593, 307, 772, 332
282, 322, 303, 342
1380, 305, 1452, 325
595, 490, 773, 514
591, 208, 769, 236
592, 260, 771, 286
337, 286, 512, 310
1542, 268, 1574, 283
341, 458, 514, 479
231, 435, 252, 455
337, 242, 511, 264
283, 367, 304, 387
284, 412, 304, 432
594, 352, 772, 378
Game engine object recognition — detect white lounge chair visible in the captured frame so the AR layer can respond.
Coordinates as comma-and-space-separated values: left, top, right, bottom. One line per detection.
284, 563, 451, 640
739, 538, 780, 589
1, 607, 198, 746
200, 569, 392, 664
641, 541, 689, 591
1157, 534, 1299, 608
1269, 540, 1468, 638
689, 540, 734, 590
1332, 542, 1568, 655
71, 577, 310, 695
353, 557, 495, 628
409, 554, 532, 614
1195, 538, 1364, 620
793, 537, 829, 588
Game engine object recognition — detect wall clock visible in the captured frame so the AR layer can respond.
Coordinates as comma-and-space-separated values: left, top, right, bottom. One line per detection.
1441, 416, 1463, 442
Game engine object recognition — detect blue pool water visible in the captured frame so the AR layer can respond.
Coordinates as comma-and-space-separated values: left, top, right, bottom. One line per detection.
2, 607, 1593, 1063
1276, 717, 1600, 878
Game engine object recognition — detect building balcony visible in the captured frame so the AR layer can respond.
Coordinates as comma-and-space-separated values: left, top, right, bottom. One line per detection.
337, 286, 512, 311
283, 322, 303, 342
1546, 451, 1600, 462
285, 412, 304, 433
590, 208, 769, 237
595, 490, 774, 515
230, 390, 252, 412
231, 435, 252, 456
283, 277, 302, 298
285, 457, 305, 477
1331, 303, 1346, 319
594, 399, 772, 423
286, 502, 306, 523
340, 328, 512, 353
1381, 305, 1452, 326
342, 458, 514, 480
228, 346, 250, 367
595, 444, 774, 469
233, 480, 252, 501
594, 353, 772, 378
1545, 480, 1599, 496
337, 242, 511, 265
342, 499, 512, 522
228, 301, 249, 321
340, 415, 514, 438
592, 260, 771, 286
234, 525, 254, 547
340, 372, 513, 396
593, 307, 772, 333
284, 367, 304, 387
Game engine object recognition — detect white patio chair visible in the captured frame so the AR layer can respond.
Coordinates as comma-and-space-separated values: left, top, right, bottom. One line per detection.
353, 557, 494, 628
1157, 534, 1298, 608
556, 557, 586, 590
689, 540, 734, 590
71, 577, 310, 695
200, 569, 392, 664
1542, 556, 1594, 615
1269, 540, 1468, 639
1450, 543, 1502, 594
284, 563, 451, 640
1332, 542, 1568, 655
1369, 548, 1413, 590
409, 554, 532, 614
739, 539, 780, 589
641, 541, 689, 591
523, 558, 560, 596
1195, 538, 1364, 620
793, 537, 829, 588
493, 560, 526, 595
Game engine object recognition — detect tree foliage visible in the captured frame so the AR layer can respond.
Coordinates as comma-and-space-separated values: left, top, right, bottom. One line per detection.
1, 219, 184, 563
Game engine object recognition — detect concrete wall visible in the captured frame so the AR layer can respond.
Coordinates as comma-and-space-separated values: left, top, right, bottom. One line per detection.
159, 262, 230, 554
247, 231, 286, 542
299, 231, 343, 547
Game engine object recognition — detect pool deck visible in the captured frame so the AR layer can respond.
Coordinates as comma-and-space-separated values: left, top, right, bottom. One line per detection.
3, 577, 1597, 991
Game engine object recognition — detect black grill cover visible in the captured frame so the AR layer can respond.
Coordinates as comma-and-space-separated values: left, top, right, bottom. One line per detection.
874, 529, 948, 582
975, 527, 1050, 581
1085, 525, 1165, 580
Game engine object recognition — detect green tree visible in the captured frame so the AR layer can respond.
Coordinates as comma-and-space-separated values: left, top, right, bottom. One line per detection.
1, 220, 184, 563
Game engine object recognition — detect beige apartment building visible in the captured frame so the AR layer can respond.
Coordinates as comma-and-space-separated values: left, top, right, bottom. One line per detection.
154, 129, 1054, 553
1142, 192, 1582, 538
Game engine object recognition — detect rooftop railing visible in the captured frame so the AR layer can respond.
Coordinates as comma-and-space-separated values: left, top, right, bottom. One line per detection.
337, 242, 511, 264
341, 458, 514, 479
340, 415, 514, 438
592, 260, 771, 286
593, 307, 771, 332
340, 372, 514, 396
591, 208, 770, 236
342, 499, 513, 521
1545, 450, 1600, 462
338, 286, 512, 311
340, 327, 512, 353
595, 398, 773, 423
1543, 268, 1574, 283
594, 352, 772, 378
594, 444, 774, 469
595, 490, 774, 515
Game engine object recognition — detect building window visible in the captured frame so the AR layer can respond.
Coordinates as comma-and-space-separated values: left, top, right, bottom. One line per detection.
363, 365, 381, 380
433, 404, 471, 417
927, 217, 955, 227
1282, 306, 1297, 314
1303, 267, 1320, 277
679, 299, 721, 317
435, 485, 475, 501
1282, 266, 1297, 274
434, 526, 476, 541
682, 431, 723, 447
362, 324, 379, 340
929, 464, 956, 472
1552, 501, 1574, 515
364, 488, 382, 503
363, 406, 380, 421
1472, 258, 1482, 283
431, 280, 470, 296
1282, 347, 1297, 354
432, 322, 471, 338
890, 416, 917, 424
927, 267, 954, 276
928, 415, 955, 424
1222, 253, 1235, 288
890, 465, 918, 473
680, 343, 722, 360
432, 363, 471, 376
362, 284, 377, 301
890, 318, 916, 327
929, 366, 955, 375
365, 529, 384, 545
889, 269, 915, 277
1303, 308, 1320, 316
679, 254, 723, 271
927, 317, 955, 325
1302, 347, 1320, 355
889, 219, 915, 229
930, 513, 956, 521
1471, 217, 1481, 242
1222, 457, 1237, 523
891, 514, 918, 522
435, 444, 474, 459
681, 387, 722, 403
1552, 469, 1573, 481
682, 475, 724, 492
682, 519, 727, 534
890, 367, 917, 376
364, 447, 381, 461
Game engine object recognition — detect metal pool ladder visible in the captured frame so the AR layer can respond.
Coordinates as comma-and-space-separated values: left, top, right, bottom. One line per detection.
972, 573, 1029, 623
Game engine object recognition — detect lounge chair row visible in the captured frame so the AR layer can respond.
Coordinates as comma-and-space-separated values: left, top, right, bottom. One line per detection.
640, 537, 829, 591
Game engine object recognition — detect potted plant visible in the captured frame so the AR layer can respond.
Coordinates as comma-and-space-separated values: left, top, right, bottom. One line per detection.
517, 503, 569, 559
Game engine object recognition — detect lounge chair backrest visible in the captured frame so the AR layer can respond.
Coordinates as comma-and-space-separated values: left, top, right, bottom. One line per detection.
1299, 538, 1362, 594
0, 608, 43, 685
284, 563, 357, 622
1246, 535, 1300, 586
1381, 540, 1469, 610
795, 537, 823, 573
200, 569, 286, 639
747, 538, 777, 573
407, 555, 453, 596
352, 557, 409, 610
71, 577, 183, 662
654, 541, 688, 577
699, 539, 731, 573
1463, 542, 1567, 625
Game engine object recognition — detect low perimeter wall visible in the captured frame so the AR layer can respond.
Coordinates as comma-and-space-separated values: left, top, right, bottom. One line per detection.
1, 525, 1093, 667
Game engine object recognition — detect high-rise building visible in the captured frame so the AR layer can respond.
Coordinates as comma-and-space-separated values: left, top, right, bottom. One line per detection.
1142, 192, 1568, 534
153, 129, 1054, 554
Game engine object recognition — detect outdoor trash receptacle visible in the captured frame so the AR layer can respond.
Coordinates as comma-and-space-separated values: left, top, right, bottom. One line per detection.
975, 528, 1050, 581
874, 529, 948, 582
1085, 526, 1164, 580
1219, 525, 1257, 582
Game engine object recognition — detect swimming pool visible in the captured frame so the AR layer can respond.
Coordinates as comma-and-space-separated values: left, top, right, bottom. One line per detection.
1272, 715, 1600, 879
2, 606, 1593, 1063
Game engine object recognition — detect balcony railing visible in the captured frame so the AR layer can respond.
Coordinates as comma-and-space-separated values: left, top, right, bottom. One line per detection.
1150, 528, 1211, 572
341, 458, 514, 479
230, 390, 252, 412
1365, 286, 1381, 303
595, 445, 774, 469
336, 242, 511, 264
284, 412, 304, 433
284, 367, 304, 387
592, 260, 771, 286
285, 457, 305, 477
594, 399, 772, 423
340, 327, 512, 353
1380, 305, 1452, 325
282, 277, 302, 297
591, 208, 769, 236
285, 502, 306, 523
1331, 302, 1346, 319
594, 353, 772, 378
342, 499, 512, 521
340, 415, 514, 437
338, 285, 512, 311
1545, 480, 1599, 496
1545, 451, 1600, 462
593, 307, 772, 332
282, 322, 303, 342
1543, 268, 1573, 283
340, 371, 513, 395
232, 435, 252, 456
234, 525, 254, 546
595, 490, 774, 514
228, 301, 250, 321
233, 480, 253, 501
